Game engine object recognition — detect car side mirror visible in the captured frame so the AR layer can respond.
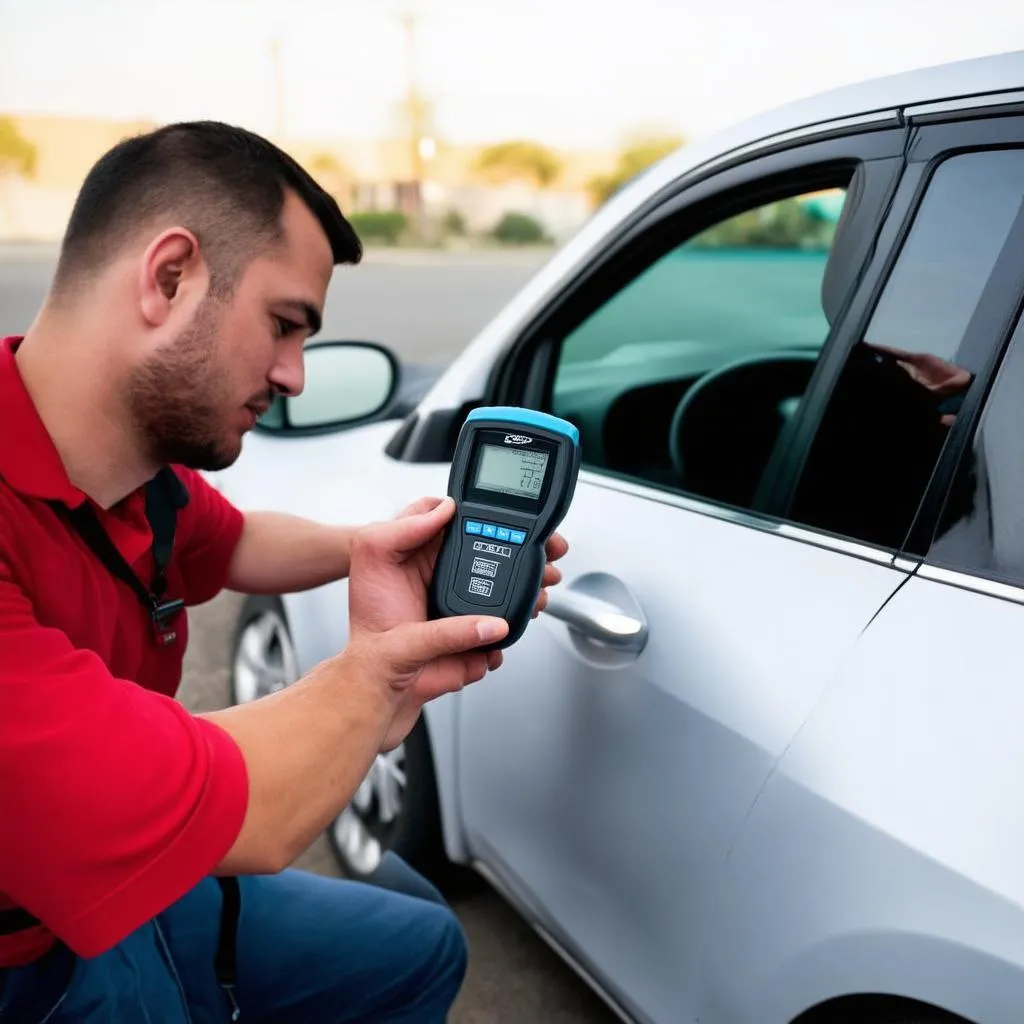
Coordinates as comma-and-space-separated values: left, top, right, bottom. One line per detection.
258, 340, 400, 434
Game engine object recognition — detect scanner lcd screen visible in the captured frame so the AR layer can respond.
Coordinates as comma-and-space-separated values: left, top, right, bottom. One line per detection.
474, 444, 549, 500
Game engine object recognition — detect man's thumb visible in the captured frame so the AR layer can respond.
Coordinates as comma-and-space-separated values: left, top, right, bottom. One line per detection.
370, 497, 456, 557
385, 615, 508, 671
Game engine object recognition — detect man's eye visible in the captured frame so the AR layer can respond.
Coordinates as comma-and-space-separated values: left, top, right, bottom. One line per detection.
273, 316, 300, 338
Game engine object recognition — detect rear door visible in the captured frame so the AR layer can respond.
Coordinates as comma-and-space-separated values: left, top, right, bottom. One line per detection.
698, 113, 1024, 1024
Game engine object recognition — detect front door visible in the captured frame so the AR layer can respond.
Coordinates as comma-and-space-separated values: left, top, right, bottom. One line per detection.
456, 125, 1020, 1021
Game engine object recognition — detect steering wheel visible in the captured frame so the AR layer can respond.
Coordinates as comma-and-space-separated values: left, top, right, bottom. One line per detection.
668, 351, 819, 508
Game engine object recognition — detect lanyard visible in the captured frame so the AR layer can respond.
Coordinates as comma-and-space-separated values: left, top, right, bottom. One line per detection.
51, 467, 187, 646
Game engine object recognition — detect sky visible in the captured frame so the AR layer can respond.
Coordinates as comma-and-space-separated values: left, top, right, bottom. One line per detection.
2, 0, 1023, 150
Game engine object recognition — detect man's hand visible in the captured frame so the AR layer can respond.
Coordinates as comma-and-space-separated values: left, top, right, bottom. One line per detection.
345, 496, 569, 751
344, 497, 507, 706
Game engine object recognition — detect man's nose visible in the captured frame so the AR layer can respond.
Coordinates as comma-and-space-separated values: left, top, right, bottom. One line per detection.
268, 346, 305, 398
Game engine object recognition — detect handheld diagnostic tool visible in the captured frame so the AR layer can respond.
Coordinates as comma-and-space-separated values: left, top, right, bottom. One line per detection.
428, 406, 581, 648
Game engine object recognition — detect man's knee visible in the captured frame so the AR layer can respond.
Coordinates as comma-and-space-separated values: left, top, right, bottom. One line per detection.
406, 900, 469, 1017
368, 851, 449, 908
425, 901, 469, 986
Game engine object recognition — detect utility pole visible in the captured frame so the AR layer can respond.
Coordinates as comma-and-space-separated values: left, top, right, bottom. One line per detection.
269, 37, 286, 140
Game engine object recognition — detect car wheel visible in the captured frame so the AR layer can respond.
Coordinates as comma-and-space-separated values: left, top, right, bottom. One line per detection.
328, 715, 450, 884
230, 596, 299, 704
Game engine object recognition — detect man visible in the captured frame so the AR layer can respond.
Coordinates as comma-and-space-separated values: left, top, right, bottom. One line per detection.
0, 121, 567, 1022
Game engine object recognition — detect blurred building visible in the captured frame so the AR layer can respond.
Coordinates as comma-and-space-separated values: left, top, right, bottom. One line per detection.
0, 112, 619, 244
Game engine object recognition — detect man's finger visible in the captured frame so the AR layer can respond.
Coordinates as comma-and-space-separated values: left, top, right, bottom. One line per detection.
385, 614, 508, 674
546, 532, 569, 561
542, 564, 562, 587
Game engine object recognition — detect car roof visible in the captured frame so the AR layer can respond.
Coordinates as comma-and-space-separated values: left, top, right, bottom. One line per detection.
622, 48, 1024, 209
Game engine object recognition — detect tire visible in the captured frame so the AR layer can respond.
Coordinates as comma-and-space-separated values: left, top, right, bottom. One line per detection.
327, 714, 452, 885
230, 596, 299, 705
800, 997, 968, 1024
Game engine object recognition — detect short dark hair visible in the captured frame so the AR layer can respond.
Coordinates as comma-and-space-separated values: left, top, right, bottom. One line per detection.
51, 120, 362, 297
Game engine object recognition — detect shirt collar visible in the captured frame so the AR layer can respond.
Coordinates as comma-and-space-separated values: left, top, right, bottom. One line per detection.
0, 335, 88, 508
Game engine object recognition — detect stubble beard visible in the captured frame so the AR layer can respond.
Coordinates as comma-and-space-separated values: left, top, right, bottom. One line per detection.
127, 298, 241, 472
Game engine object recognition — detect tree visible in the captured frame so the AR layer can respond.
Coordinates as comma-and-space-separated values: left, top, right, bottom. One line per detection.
307, 151, 351, 206
0, 117, 37, 179
587, 133, 684, 206
474, 140, 562, 189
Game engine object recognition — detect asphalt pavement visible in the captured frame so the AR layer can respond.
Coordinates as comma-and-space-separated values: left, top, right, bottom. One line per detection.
1, 243, 618, 1024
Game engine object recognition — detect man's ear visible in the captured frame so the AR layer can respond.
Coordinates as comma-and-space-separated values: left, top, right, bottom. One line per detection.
138, 228, 204, 327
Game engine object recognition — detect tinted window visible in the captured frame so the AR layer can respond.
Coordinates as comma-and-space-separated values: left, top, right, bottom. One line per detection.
864, 150, 1024, 361
928, 320, 1024, 586
786, 149, 1024, 550
550, 186, 848, 508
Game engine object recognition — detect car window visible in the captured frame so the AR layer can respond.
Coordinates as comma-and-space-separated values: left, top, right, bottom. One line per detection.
927, 315, 1024, 587
550, 185, 848, 509
786, 148, 1024, 550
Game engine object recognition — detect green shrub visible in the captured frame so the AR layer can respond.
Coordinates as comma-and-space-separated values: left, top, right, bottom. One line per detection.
491, 211, 546, 245
442, 209, 467, 236
349, 211, 408, 246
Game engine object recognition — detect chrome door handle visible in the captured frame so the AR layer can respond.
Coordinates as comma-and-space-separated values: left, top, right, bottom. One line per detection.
543, 572, 648, 653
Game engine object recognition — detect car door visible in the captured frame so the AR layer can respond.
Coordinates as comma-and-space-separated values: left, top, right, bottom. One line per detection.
453, 117, 1024, 1023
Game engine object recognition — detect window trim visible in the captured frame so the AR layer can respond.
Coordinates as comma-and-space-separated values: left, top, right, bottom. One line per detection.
917, 563, 1024, 607
765, 119, 1024, 550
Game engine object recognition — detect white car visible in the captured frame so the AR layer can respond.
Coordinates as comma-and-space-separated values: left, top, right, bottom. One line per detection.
210, 50, 1024, 1024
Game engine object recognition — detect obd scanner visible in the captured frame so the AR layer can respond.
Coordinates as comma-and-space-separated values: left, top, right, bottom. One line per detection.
428, 406, 581, 649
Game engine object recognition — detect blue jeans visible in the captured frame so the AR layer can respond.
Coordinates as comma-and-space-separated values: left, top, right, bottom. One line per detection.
0, 854, 467, 1022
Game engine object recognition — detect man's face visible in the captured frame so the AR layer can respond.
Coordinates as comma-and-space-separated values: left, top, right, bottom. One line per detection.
128, 191, 333, 471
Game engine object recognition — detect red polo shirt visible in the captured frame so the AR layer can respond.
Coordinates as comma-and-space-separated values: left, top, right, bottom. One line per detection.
0, 335, 249, 967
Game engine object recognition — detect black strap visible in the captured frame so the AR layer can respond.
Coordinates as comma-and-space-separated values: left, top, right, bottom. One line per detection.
6, 470, 243, 1019
58, 467, 187, 645
0, 904, 41, 935
215, 876, 242, 1020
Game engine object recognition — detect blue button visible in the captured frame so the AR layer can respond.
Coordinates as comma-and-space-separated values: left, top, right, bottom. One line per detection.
481, 523, 498, 538
465, 520, 482, 534
509, 530, 526, 545
495, 527, 511, 541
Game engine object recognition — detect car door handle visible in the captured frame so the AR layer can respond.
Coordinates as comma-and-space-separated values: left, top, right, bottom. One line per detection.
543, 572, 648, 653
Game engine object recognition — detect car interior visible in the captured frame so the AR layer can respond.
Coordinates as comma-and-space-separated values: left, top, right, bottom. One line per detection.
547, 169, 863, 513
